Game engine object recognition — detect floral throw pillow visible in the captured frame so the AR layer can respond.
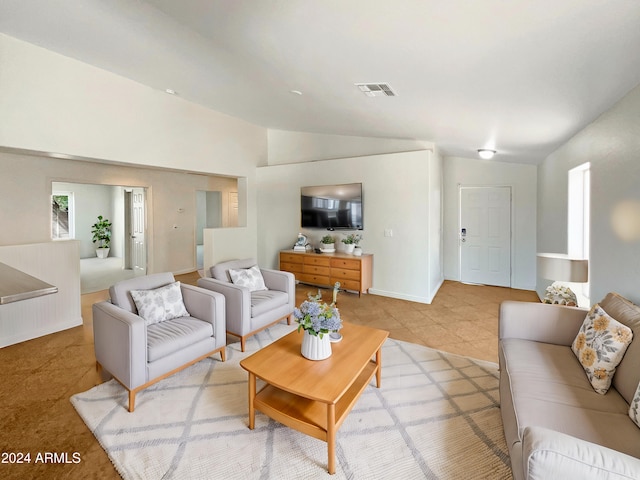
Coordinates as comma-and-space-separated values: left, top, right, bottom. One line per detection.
228, 265, 267, 292
571, 303, 633, 394
130, 281, 190, 326
630, 382, 640, 428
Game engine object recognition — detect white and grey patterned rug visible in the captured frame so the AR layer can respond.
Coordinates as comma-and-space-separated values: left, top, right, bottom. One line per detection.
71, 323, 512, 479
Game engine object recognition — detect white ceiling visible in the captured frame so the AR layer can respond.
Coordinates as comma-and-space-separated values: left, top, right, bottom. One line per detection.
2, 0, 640, 164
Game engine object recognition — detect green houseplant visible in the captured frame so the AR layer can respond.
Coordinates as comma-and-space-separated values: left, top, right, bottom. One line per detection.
341, 233, 362, 254
91, 215, 112, 258
320, 234, 335, 251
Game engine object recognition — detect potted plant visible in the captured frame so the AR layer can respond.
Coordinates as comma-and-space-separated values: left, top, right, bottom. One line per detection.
320, 234, 335, 252
341, 233, 362, 254
294, 290, 342, 360
91, 215, 112, 258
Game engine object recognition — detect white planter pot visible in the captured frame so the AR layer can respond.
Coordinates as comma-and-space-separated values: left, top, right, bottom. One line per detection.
343, 244, 355, 254
301, 330, 332, 360
320, 243, 335, 252
353, 246, 363, 256
96, 247, 110, 259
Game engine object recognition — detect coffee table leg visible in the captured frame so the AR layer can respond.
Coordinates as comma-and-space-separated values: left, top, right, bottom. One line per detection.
375, 348, 382, 388
327, 403, 336, 474
248, 372, 256, 429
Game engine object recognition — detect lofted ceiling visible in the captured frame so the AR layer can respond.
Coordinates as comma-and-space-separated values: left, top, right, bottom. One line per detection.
1, 0, 640, 164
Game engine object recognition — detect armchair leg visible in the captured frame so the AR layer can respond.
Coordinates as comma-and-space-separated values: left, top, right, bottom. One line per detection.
287, 314, 293, 325
240, 337, 246, 352
128, 390, 136, 413
220, 348, 226, 362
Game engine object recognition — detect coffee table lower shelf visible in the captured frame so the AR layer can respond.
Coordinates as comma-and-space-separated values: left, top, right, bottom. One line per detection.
250, 360, 379, 474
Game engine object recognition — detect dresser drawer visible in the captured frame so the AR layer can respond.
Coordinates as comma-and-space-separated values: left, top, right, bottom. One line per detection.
280, 253, 303, 264
303, 265, 330, 276
304, 256, 331, 267
332, 278, 361, 292
330, 268, 360, 281
330, 258, 361, 270
298, 273, 330, 285
280, 262, 303, 273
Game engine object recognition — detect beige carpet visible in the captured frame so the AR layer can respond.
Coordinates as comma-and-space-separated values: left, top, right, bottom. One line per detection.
71, 323, 512, 479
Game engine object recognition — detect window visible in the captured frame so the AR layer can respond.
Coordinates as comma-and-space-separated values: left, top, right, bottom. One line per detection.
568, 162, 590, 300
51, 192, 74, 239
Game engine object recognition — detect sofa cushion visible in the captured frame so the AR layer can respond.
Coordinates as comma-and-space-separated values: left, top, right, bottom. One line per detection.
130, 281, 190, 326
229, 265, 267, 292
600, 293, 640, 404
210, 258, 257, 282
251, 290, 289, 318
571, 303, 633, 394
500, 338, 640, 459
147, 317, 213, 362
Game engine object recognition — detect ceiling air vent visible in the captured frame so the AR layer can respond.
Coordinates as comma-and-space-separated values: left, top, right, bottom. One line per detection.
355, 83, 397, 97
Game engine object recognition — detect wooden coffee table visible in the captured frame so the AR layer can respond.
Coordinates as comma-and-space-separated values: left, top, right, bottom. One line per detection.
240, 322, 389, 474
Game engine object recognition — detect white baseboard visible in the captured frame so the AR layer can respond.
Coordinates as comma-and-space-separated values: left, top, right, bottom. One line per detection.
1, 317, 82, 348
368, 288, 434, 305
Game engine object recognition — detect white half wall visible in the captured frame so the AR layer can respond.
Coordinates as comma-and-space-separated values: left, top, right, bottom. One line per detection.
0, 241, 81, 347
256, 150, 443, 303
538, 83, 640, 305
443, 156, 537, 290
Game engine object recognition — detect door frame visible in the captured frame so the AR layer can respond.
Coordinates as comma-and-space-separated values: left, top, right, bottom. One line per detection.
458, 184, 513, 287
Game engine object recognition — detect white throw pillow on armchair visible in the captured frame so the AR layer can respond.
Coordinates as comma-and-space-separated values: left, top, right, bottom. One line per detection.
228, 265, 268, 292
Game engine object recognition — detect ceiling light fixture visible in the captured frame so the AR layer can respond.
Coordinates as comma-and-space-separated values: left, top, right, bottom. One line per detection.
477, 149, 496, 159
165, 88, 177, 95
290, 90, 303, 95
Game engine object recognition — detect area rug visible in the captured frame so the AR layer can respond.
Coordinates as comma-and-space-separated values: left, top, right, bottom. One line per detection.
71, 323, 512, 479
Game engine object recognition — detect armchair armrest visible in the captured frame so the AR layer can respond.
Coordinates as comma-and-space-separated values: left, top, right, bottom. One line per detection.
180, 284, 226, 347
197, 277, 251, 335
499, 301, 588, 346
92, 301, 147, 389
523, 426, 640, 480
261, 268, 294, 293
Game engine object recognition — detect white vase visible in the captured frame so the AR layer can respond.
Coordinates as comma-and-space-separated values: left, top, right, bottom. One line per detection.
353, 246, 362, 256
344, 244, 355, 254
301, 330, 332, 360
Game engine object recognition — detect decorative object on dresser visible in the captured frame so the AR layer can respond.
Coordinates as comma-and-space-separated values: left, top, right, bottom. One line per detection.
280, 250, 373, 297
320, 234, 336, 253
197, 258, 295, 352
340, 233, 361, 254
293, 232, 308, 252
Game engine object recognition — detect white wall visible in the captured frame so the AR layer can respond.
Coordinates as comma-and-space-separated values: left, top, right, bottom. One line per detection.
443, 156, 538, 290
267, 129, 434, 165
257, 150, 443, 303
538, 83, 640, 305
0, 33, 266, 275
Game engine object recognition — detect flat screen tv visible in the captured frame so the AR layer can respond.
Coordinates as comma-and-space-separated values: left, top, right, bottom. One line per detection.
301, 183, 363, 230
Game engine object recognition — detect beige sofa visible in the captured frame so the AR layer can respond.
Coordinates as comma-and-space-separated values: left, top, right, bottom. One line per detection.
499, 293, 640, 480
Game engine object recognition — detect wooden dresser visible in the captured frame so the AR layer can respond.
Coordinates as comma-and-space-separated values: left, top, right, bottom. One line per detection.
279, 250, 373, 296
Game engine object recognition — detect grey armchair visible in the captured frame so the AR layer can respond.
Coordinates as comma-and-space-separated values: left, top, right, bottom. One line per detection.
197, 258, 295, 351
92, 272, 226, 412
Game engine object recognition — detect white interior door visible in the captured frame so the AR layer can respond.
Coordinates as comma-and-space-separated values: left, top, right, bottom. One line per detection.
460, 186, 511, 287
130, 188, 146, 274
